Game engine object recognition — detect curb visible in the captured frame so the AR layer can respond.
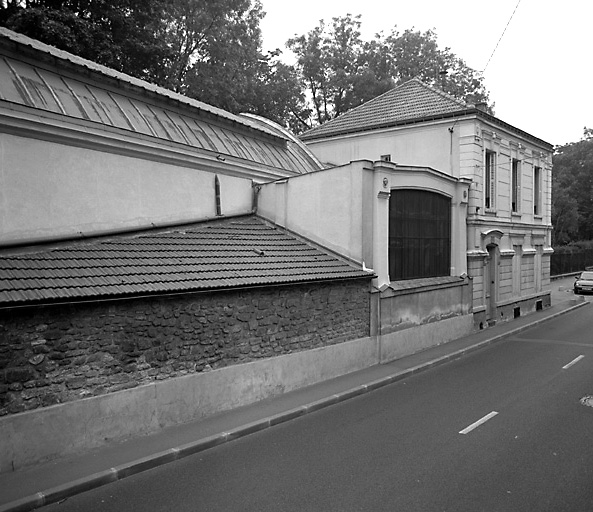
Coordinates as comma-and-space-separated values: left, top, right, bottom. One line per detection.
0, 301, 588, 512
551, 272, 580, 281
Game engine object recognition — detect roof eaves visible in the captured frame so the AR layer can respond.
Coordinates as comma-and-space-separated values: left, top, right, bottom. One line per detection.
471, 108, 553, 150
303, 107, 554, 150
302, 109, 474, 141
0, 272, 374, 310
0, 28, 286, 144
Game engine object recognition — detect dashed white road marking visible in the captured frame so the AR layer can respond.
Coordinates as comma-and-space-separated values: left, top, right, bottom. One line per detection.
562, 355, 585, 370
459, 411, 499, 435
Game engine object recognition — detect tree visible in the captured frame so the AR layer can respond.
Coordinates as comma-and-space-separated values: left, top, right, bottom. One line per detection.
386, 28, 489, 107
1, 1, 172, 83
551, 186, 579, 245
287, 15, 388, 126
287, 20, 332, 125
552, 128, 593, 242
0, 0, 307, 129
0, 1, 266, 91
288, 17, 491, 128
159, 0, 264, 93
250, 55, 311, 133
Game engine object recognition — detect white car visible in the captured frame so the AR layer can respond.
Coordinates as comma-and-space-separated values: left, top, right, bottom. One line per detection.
574, 271, 593, 294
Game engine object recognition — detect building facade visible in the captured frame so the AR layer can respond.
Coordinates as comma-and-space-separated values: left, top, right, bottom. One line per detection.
257, 159, 474, 363
0, 28, 323, 247
0, 28, 374, 471
301, 79, 554, 328
0, 30, 550, 472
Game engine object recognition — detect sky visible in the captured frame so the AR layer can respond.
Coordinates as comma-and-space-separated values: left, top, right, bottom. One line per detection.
259, 0, 591, 147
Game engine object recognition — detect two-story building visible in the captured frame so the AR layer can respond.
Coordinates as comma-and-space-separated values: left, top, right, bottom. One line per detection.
0, 29, 551, 472
300, 78, 554, 329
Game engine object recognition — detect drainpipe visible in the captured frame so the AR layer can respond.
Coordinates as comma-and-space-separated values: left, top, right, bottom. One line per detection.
251, 182, 261, 213
370, 287, 382, 364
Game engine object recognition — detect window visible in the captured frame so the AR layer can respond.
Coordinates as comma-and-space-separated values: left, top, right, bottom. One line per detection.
534, 166, 541, 216
511, 158, 521, 213
380, 154, 391, 162
389, 190, 451, 280
485, 150, 496, 209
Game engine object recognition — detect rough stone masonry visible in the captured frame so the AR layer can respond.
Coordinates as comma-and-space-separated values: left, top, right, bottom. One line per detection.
0, 280, 370, 416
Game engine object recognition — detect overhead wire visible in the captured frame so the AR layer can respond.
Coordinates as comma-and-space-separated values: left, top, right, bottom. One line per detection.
482, 0, 522, 73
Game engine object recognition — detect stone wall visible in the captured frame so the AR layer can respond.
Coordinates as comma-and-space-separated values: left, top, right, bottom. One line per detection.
0, 279, 370, 416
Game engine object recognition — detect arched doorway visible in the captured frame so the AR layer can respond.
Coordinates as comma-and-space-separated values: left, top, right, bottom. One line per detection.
485, 243, 499, 326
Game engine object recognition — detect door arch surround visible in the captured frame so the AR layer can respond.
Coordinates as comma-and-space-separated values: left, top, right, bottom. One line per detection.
485, 242, 499, 325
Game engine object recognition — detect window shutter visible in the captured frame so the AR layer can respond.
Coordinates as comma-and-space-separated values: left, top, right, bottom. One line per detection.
489, 153, 496, 209
485, 150, 496, 210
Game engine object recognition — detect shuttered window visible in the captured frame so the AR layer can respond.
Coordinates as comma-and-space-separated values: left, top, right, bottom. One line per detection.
511, 158, 521, 213
485, 150, 496, 209
534, 166, 542, 215
389, 190, 451, 281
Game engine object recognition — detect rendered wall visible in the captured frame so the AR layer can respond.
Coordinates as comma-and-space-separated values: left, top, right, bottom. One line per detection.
379, 279, 471, 333
0, 133, 253, 246
258, 162, 372, 263
377, 278, 473, 361
258, 161, 470, 283
498, 254, 514, 301
459, 120, 553, 226
380, 315, 473, 363
306, 120, 460, 176
304, 114, 554, 327
472, 291, 551, 331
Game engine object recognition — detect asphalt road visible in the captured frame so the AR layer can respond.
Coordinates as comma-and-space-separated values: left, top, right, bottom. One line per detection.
44, 304, 593, 512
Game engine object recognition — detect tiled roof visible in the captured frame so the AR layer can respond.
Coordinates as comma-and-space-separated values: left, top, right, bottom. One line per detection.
0, 217, 372, 305
300, 78, 468, 141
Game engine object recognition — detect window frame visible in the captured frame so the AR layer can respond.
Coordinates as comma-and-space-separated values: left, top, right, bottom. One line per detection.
534, 165, 542, 216
485, 150, 496, 210
511, 158, 521, 213
388, 189, 452, 281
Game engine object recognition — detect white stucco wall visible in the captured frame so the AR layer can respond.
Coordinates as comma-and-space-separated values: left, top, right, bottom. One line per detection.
306, 120, 461, 177
0, 133, 254, 245
257, 162, 372, 264
304, 115, 554, 321
458, 119, 554, 229
258, 160, 470, 287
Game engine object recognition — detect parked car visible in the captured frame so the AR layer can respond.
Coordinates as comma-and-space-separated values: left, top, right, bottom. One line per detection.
574, 271, 593, 294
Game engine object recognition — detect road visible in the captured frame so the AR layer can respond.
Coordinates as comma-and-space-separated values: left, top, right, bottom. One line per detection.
44, 303, 593, 512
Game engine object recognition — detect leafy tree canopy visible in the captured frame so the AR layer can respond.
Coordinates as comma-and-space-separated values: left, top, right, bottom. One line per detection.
0, 0, 309, 128
0, 3, 489, 132
288, 15, 491, 128
1, 0, 171, 83
552, 127, 593, 243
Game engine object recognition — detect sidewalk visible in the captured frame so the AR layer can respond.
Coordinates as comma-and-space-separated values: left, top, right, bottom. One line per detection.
0, 276, 588, 512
